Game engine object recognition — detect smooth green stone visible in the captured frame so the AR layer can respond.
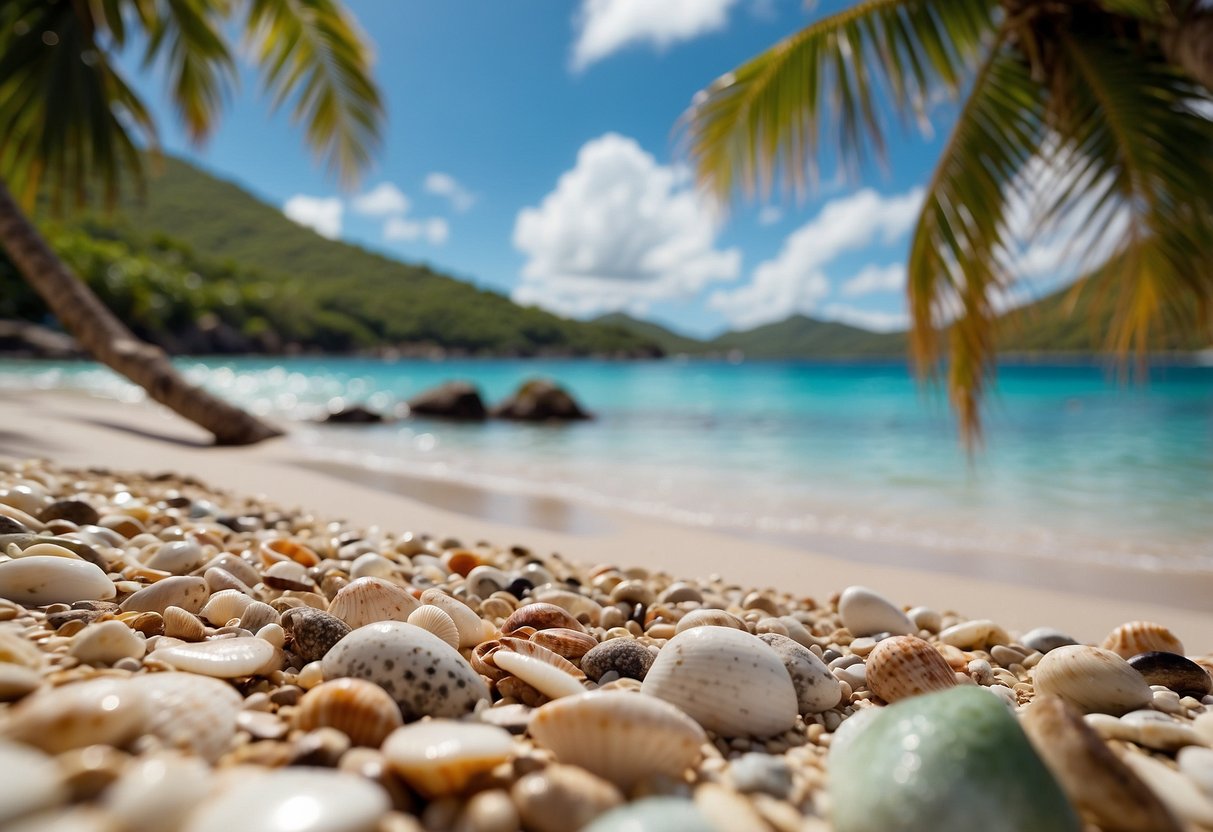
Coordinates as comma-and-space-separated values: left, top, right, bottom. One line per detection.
829, 686, 1080, 832
582, 798, 715, 832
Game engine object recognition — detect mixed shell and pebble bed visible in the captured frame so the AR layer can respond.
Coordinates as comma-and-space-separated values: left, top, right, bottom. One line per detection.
1, 459, 1212, 831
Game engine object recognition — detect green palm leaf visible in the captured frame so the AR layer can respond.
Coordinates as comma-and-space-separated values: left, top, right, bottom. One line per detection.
143, 0, 237, 142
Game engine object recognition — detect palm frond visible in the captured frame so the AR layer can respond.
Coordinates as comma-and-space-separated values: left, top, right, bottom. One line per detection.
681, 0, 999, 203
142, 0, 237, 142
244, 0, 384, 185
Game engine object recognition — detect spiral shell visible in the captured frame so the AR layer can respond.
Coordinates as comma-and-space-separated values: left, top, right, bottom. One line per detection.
282, 607, 352, 664
293, 678, 403, 747
328, 577, 419, 629
407, 605, 460, 650
865, 635, 957, 704
1101, 621, 1184, 660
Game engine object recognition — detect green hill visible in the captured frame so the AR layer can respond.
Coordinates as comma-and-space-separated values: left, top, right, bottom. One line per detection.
709, 315, 904, 358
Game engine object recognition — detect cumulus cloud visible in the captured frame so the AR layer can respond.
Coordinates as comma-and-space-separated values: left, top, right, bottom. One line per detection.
757, 205, 783, 226
424, 173, 476, 212
385, 216, 450, 246
571, 0, 741, 71
283, 195, 343, 239
351, 183, 410, 217
840, 263, 906, 297
512, 133, 741, 318
820, 304, 909, 332
710, 187, 924, 329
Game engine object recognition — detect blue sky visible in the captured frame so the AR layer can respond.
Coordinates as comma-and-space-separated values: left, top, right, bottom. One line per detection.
119, 0, 965, 338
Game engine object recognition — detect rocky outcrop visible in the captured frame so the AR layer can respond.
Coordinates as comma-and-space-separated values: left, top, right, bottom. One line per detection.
323, 405, 386, 424
406, 381, 487, 421
0, 320, 82, 358
491, 379, 592, 422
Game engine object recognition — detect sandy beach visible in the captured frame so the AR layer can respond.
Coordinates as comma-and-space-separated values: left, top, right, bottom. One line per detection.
4, 389, 1211, 648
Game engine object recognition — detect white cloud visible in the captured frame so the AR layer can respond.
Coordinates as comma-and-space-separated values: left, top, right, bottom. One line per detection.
425, 173, 476, 212
820, 304, 909, 332
283, 195, 343, 239
711, 187, 924, 329
757, 205, 783, 225
385, 216, 450, 245
840, 263, 906, 297
512, 133, 741, 318
571, 0, 741, 71
351, 183, 410, 217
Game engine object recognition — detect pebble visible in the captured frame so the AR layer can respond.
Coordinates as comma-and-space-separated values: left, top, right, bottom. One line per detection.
0, 556, 115, 605
1128, 651, 1213, 696
68, 620, 146, 664
728, 753, 793, 799
836, 586, 914, 637
511, 765, 623, 832
1020, 627, 1077, 655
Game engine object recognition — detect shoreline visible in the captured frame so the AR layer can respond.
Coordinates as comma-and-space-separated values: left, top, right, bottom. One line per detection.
3, 388, 1212, 647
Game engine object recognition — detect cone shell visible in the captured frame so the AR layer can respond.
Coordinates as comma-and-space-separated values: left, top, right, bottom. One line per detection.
1101, 621, 1184, 660
293, 678, 403, 747
866, 635, 958, 704
163, 605, 206, 641
529, 691, 706, 789
1033, 645, 1153, 715
383, 719, 514, 798
407, 605, 460, 650
503, 602, 584, 635
531, 627, 598, 659
420, 589, 487, 647
641, 626, 798, 738
328, 577, 419, 630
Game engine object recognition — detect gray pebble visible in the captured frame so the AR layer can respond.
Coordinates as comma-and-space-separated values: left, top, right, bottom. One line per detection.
728, 753, 793, 799
1021, 627, 1077, 655
581, 639, 654, 682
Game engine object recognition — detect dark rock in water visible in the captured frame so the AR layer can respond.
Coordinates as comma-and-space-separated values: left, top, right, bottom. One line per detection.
407, 381, 486, 420
39, 499, 100, 527
323, 405, 386, 424
1128, 651, 1212, 696
492, 379, 592, 422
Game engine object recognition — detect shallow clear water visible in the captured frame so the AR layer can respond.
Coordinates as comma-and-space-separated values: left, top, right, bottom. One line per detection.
4, 357, 1211, 571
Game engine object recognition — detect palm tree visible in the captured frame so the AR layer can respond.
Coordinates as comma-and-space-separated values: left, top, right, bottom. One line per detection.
0, 0, 382, 445
683, 0, 1213, 444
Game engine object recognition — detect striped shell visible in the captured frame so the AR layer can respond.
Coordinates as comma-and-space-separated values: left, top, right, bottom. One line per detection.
531, 627, 598, 659
420, 589, 487, 647
503, 603, 584, 635
199, 589, 254, 626
328, 577, 420, 630
121, 576, 208, 615
1101, 621, 1184, 660
129, 673, 242, 762
407, 605, 460, 650
163, 606, 206, 641
866, 635, 957, 704
293, 678, 403, 747
1034, 645, 1153, 715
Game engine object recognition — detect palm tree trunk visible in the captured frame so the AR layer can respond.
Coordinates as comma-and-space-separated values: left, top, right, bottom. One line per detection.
0, 180, 282, 446
1163, 10, 1213, 92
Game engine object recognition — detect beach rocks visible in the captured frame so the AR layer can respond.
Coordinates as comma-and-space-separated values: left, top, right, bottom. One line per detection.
406, 381, 487, 420
1128, 651, 1212, 696
492, 379, 591, 421
1033, 645, 1153, 715
0, 556, 115, 605
581, 638, 654, 682
757, 632, 842, 713
837, 585, 914, 637
1021, 627, 1077, 654
323, 405, 386, 424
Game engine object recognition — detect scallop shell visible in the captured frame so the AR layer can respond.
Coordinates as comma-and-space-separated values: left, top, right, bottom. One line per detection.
529, 690, 706, 789
866, 635, 957, 704
128, 673, 242, 762
281, 607, 352, 663
151, 637, 275, 678
0, 678, 146, 753
69, 619, 146, 665
0, 556, 115, 605
837, 586, 914, 637
420, 589, 487, 647
531, 627, 597, 659
163, 606, 207, 641
293, 678, 403, 747
503, 602, 584, 635
327, 577, 419, 630
199, 589, 254, 626
406, 605, 459, 650
641, 626, 798, 738
1101, 621, 1184, 660
382, 720, 514, 797
494, 648, 586, 700
122, 576, 209, 615
1033, 644, 1153, 715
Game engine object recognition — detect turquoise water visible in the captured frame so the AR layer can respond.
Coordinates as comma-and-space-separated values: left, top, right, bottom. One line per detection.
3, 357, 1211, 570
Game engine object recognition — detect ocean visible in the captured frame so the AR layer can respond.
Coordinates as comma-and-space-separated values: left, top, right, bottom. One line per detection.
3, 357, 1211, 573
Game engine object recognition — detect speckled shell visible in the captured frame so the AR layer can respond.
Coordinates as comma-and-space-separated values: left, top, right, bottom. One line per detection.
293, 678, 403, 747
641, 626, 798, 738
328, 577, 420, 630
121, 576, 209, 615
129, 672, 242, 762
503, 602, 584, 635
673, 608, 745, 634
531, 627, 598, 659
866, 635, 958, 704
282, 607, 351, 663
322, 621, 489, 719
1033, 645, 1153, 715
1101, 621, 1184, 660
0, 556, 115, 605
758, 632, 843, 714
421, 589, 490, 647
529, 691, 706, 789
0, 678, 145, 753
382, 720, 514, 798
581, 639, 655, 682
406, 605, 460, 650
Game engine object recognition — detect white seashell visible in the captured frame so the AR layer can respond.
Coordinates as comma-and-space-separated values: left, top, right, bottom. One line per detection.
494, 649, 585, 699
1120, 709, 1200, 751
0, 740, 66, 824
0, 502, 45, 532
674, 608, 745, 634
264, 560, 312, 590
529, 690, 706, 789
322, 621, 489, 719
908, 606, 942, 633
69, 620, 146, 665
1033, 644, 1152, 715
329, 577, 419, 629
0, 678, 145, 753
757, 632, 842, 714
1101, 620, 1184, 659
466, 565, 510, 599
0, 556, 115, 605
382, 720, 514, 798
238, 601, 280, 633
837, 586, 914, 637
257, 623, 285, 649
145, 540, 205, 576
128, 673, 242, 762
203, 566, 252, 596
199, 589, 255, 625
293, 678, 403, 747
406, 605, 459, 650
183, 769, 389, 832
1179, 746, 1213, 800
421, 588, 486, 647
349, 553, 398, 581
104, 753, 214, 832
0, 483, 48, 516
151, 637, 275, 678
12, 543, 80, 559
865, 635, 957, 704
199, 554, 259, 588
642, 626, 798, 738
939, 619, 1011, 649
163, 606, 206, 641
121, 576, 209, 615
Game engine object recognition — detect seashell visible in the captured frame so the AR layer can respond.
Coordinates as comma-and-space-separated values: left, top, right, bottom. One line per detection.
1119, 709, 1200, 751
0, 556, 115, 605
512, 765, 623, 832
293, 678, 403, 747
1033, 645, 1152, 715
908, 606, 942, 633
197, 554, 259, 588
0, 628, 45, 668
121, 576, 208, 615
182, 769, 388, 832
529, 690, 706, 789
461, 789, 522, 832
238, 601, 280, 634
758, 632, 843, 714
11, 542, 80, 559
1179, 746, 1213, 801
256, 622, 285, 649
466, 565, 510, 599
104, 753, 213, 832
263, 560, 313, 592
69, 619, 146, 665
282, 607, 352, 664
348, 553, 397, 581
199, 589, 254, 625
938, 619, 1011, 649
479, 596, 515, 622
406, 605, 460, 650
582, 798, 715, 832
471, 641, 509, 682
0, 483, 48, 516
38, 499, 99, 527
421, 588, 487, 647
258, 537, 320, 567
1101, 620, 1184, 660
150, 637, 275, 678
0, 663, 41, 701
1122, 752, 1213, 830
659, 582, 704, 604
1128, 651, 1212, 696
1022, 695, 1181, 832
100, 513, 145, 538
0, 678, 146, 753
145, 540, 205, 575
202, 566, 252, 596
830, 686, 1080, 832
493, 648, 585, 700
0, 740, 67, 824
581, 638, 654, 682
498, 675, 549, 707
322, 621, 489, 719
443, 548, 486, 577
163, 606, 206, 641
611, 580, 656, 607
531, 627, 597, 659
865, 635, 957, 704
503, 602, 584, 635
328, 577, 419, 629
673, 608, 745, 633
3, 533, 106, 567
642, 626, 798, 738
533, 588, 601, 626
382, 720, 514, 798
837, 586, 914, 637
